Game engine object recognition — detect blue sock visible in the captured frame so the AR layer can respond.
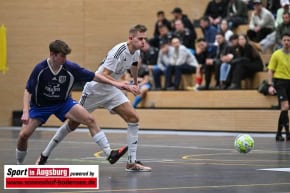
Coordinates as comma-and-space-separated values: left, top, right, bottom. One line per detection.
133, 95, 142, 108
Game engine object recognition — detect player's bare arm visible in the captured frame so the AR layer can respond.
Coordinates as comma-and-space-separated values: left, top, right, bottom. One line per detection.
94, 68, 140, 95
94, 71, 127, 90
267, 69, 276, 95
21, 89, 31, 124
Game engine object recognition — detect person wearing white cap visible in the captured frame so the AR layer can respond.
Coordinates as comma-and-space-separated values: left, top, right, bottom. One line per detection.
276, 0, 290, 27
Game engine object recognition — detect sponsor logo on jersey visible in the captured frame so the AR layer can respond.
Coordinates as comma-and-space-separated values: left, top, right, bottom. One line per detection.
58, 76, 66, 84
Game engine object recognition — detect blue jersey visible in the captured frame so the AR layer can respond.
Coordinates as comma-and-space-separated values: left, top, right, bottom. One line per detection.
26, 59, 95, 107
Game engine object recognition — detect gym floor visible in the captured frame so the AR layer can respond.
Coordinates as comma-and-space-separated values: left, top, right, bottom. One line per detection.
1, 126, 290, 193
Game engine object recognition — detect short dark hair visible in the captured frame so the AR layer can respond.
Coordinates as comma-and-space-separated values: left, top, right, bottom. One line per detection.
129, 24, 147, 36
158, 24, 168, 29
282, 32, 290, 38
200, 16, 210, 23
282, 11, 290, 16
49, 40, 71, 55
216, 32, 225, 37
157, 11, 165, 16
196, 38, 206, 43
171, 7, 182, 14
229, 34, 239, 41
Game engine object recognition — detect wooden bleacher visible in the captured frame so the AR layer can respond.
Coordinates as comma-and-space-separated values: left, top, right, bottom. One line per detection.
45, 90, 279, 133
179, 71, 268, 90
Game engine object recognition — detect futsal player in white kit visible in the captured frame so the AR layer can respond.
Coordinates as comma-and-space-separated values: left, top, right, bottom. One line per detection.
36, 24, 152, 172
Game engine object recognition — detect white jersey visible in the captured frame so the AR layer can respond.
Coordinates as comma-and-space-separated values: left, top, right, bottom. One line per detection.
84, 42, 140, 94
81, 42, 140, 111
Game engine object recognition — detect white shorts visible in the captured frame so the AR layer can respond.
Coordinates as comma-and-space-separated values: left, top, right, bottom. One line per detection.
79, 84, 129, 113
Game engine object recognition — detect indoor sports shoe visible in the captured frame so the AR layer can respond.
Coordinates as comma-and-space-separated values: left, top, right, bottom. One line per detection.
125, 161, 152, 172
35, 153, 48, 165
107, 146, 128, 164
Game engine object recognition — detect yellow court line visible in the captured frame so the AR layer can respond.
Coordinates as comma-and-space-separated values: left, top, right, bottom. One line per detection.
48, 182, 290, 193
94, 151, 104, 158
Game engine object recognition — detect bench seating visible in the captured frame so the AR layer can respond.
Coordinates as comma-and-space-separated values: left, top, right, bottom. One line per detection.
45, 108, 279, 132
44, 90, 279, 132
179, 71, 268, 90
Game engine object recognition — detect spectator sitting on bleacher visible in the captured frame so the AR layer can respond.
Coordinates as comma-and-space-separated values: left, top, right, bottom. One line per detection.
275, 0, 290, 27
199, 32, 228, 90
153, 10, 172, 39
252, 11, 290, 52
199, 16, 218, 46
131, 64, 152, 108
219, 34, 239, 89
186, 38, 209, 91
173, 19, 196, 50
276, 12, 290, 47
247, 0, 275, 42
140, 39, 159, 68
165, 37, 198, 90
226, 0, 248, 30
218, 19, 234, 43
150, 24, 173, 49
151, 40, 170, 90
228, 34, 264, 89
204, 0, 228, 27
171, 7, 195, 33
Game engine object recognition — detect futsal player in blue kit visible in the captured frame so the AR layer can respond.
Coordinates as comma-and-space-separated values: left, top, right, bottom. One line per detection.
16, 40, 131, 165
36, 25, 152, 172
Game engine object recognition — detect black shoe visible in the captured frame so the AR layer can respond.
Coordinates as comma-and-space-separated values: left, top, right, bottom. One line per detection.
107, 146, 128, 164
228, 83, 240, 90
276, 135, 285, 141
220, 83, 227, 90
35, 153, 48, 165
166, 86, 176, 90
286, 135, 290, 141
197, 85, 209, 90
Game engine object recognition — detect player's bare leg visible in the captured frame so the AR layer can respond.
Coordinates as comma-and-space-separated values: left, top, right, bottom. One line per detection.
16, 119, 41, 164
113, 102, 152, 172
36, 104, 127, 165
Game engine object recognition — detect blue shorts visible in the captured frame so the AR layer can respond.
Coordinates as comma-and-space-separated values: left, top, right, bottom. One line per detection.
29, 97, 78, 124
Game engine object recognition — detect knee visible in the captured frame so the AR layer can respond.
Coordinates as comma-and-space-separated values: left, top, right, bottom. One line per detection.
281, 104, 289, 111
18, 131, 30, 142
126, 114, 139, 123
82, 115, 96, 126
68, 121, 79, 131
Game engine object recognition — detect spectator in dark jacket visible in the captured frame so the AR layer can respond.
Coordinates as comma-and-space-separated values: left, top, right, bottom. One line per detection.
173, 19, 196, 50
226, 0, 248, 29
204, 0, 228, 26
153, 10, 172, 38
171, 7, 196, 34
228, 34, 264, 89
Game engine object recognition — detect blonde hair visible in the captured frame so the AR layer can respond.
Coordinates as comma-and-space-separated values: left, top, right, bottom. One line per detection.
129, 24, 147, 36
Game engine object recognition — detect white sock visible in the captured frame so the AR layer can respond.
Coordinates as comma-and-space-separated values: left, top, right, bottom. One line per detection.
16, 149, 27, 165
127, 122, 139, 163
93, 130, 111, 156
42, 123, 72, 157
